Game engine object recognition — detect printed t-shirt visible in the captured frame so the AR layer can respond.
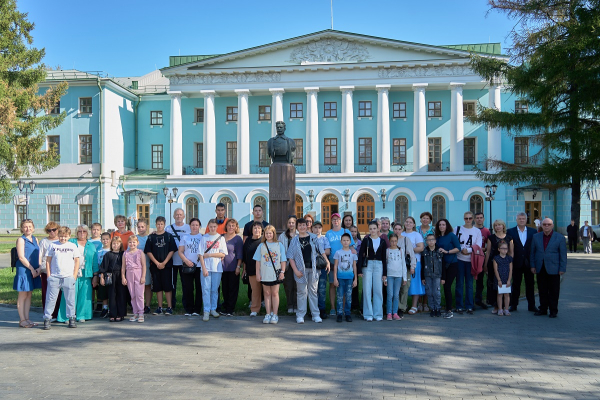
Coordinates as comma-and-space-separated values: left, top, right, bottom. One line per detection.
144, 232, 177, 267
180, 233, 203, 266
325, 228, 355, 262
200, 234, 228, 272
334, 249, 357, 280
386, 248, 406, 278
47, 242, 81, 278
253, 241, 287, 282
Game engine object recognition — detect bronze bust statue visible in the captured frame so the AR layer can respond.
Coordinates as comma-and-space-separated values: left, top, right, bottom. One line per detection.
267, 121, 296, 164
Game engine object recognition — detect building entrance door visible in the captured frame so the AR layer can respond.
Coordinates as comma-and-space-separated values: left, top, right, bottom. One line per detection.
525, 201, 541, 228
321, 194, 339, 231
357, 194, 375, 233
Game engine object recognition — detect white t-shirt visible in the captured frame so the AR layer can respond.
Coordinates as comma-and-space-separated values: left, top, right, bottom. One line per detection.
534, 219, 541, 228
77, 243, 86, 270
39, 238, 59, 273
200, 234, 228, 272
455, 225, 483, 262
583, 226, 589, 237
180, 233, 203, 266
333, 249, 358, 280
371, 237, 381, 253
386, 248, 407, 279
165, 223, 191, 265
402, 231, 424, 262
47, 242, 81, 278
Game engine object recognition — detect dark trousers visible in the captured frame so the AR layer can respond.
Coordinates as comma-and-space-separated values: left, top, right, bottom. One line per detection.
568, 237, 577, 252
221, 271, 240, 313
443, 262, 458, 311
41, 273, 61, 318
474, 270, 485, 304
107, 280, 128, 318
486, 270, 498, 307
181, 268, 202, 314
537, 265, 561, 315
511, 266, 536, 309
172, 265, 182, 310
351, 284, 360, 310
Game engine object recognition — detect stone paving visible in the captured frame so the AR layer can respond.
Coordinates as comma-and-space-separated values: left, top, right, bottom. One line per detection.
0, 254, 598, 399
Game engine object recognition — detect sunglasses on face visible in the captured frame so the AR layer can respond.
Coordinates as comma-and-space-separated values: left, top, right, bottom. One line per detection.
464, 217, 473, 220
47, 228, 58, 233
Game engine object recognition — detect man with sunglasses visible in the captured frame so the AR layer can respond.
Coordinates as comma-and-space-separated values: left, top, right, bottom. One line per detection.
454, 211, 482, 315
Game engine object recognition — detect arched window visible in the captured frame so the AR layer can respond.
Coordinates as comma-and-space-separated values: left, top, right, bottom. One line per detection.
431, 195, 446, 224
295, 194, 303, 219
321, 194, 339, 231
186, 197, 198, 223
253, 195, 267, 217
356, 193, 375, 233
470, 194, 484, 216
220, 196, 233, 218
394, 196, 409, 225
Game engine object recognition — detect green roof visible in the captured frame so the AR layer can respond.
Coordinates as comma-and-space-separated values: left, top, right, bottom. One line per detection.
169, 55, 220, 67
126, 169, 169, 177
442, 43, 502, 55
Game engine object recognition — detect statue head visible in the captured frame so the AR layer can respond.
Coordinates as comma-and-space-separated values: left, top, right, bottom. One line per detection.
275, 121, 286, 136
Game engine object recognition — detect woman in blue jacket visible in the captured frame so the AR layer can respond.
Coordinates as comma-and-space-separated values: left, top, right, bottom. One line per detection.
435, 218, 461, 319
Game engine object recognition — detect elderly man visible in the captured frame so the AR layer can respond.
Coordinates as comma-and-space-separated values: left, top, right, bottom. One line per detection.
507, 212, 538, 312
530, 218, 567, 318
579, 220, 593, 254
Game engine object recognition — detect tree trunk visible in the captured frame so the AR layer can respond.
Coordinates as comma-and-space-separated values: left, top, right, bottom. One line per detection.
571, 176, 581, 228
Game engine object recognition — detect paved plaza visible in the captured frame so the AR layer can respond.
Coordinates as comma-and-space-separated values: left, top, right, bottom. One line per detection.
0, 254, 598, 399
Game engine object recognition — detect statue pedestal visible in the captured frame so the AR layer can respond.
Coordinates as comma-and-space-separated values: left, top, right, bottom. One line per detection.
269, 163, 296, 234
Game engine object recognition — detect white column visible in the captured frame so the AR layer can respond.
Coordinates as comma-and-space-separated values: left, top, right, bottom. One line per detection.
376, 85, 391, 173
201, 90, 217, 175
305, 87, 319, 174
450, 83, 465, 172
412, 83, 428, 172
488, 82, 502, 171
340, 86, 355, 174
168, 91, 183, 176
269, 88, 285, 137
235, 89, 250, 175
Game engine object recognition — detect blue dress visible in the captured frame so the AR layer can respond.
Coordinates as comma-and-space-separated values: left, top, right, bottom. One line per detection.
13, 235, 42, 292
493, 255, 513, 285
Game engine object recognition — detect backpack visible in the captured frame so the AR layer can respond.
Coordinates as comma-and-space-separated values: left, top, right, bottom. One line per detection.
10, 247, 17, 272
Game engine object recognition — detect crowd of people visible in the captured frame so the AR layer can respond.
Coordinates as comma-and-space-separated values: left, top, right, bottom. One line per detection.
12, 202, 568, 329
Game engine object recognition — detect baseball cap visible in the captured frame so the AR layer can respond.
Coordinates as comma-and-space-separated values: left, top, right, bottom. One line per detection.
313, 220, 323, 227
331, 213, 341, 219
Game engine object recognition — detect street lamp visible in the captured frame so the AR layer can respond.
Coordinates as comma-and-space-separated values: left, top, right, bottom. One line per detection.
308, 189, 315, 210
485, 184, 498, 230
17, 179, 36, 220
379, 188, 387, 209
163, 186, 178, 224
343, 189, 350, 208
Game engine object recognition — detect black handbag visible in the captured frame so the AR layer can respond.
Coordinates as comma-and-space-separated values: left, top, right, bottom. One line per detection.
242, 271, 249, 284
404, 237, 412, 272
265, 243, 284, 284
105, 272, 113, 285
361, 237, 370, 270
313, 238, 328, 270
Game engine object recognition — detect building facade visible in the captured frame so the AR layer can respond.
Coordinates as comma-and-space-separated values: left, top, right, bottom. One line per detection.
4, 30, 594, 233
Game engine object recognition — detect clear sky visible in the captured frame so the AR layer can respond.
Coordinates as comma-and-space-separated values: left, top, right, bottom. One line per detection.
20, 0, 516, 77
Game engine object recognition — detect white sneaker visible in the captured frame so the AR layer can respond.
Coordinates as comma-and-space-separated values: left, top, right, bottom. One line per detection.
250, 312, 257, 317
296, 317, 304, 324
287, 308, 294, 313
191, 312, 200, 316
263, 314, 272, 324
375, 317, 383, 321
203, 312, 210, 322
270, 315, 279, 324
313, 316, 323, 323
184, 313, 191, 316
210, 310, 220, 318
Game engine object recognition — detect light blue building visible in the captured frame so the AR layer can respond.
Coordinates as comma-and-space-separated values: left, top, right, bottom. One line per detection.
5, 30, 593, 234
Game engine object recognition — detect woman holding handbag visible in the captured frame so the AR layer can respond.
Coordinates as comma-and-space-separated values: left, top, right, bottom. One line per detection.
178, 218, 204, 317
253, 225, 286, 324
435, 218, 461, 319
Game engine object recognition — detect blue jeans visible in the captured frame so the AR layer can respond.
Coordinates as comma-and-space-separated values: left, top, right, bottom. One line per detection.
336, 278, 353, 316
455, 259, 474, 310
386, 277, 402, 315
317, 269, 327, 311
44, 275, 76, 320
362, 260, 383, 320
201, 271, 222, 312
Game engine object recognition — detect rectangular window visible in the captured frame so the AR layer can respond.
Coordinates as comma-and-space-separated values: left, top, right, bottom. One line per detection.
293, 139, 303, 166
393, 102, 406, 119
195, 108, 204, 123
515, 101, 529, 114
151, 111, 163, 126
226, 141, 237, 174
47, 135, 60, 156
258, 105, 271, 121
259, 141, 270, 167
324, 102, 337, 118
324, 138, 337, 165
592, 201, 600, 225
428, 101, 442, 117
80, 205, 92, 227
464, 138, 476, 165
152, 144, 163, 169
196, 143, 203, 168
79, 135, 92, 164
290, 103, 303, 118
50, 101, 60, 115
358, 101, 372, 117
463, 101, 477, 117
514, 137, 529, 164
392, 138, 406, 165
137, 204, 149, 221
48, 205, 60, 224
428, 137, 442, 170
16, 205, 27, 226
79, 97, 92, 114
359, 138, 372, 165
226, 106, 238, 121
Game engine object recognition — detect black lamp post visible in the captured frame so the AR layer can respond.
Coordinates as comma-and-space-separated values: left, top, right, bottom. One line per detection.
163, 186, 178, 224
379, 188, 387, 209
18, 179, 36, 220
485, 184, 498, 230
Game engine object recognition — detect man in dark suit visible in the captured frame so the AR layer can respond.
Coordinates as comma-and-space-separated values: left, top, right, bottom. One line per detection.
507, 212, 538, 312
530, 218, 567, 318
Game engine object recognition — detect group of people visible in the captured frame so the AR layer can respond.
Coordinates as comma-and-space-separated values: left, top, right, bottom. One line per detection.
566, 219, 595, 254
12, 202, 568, 329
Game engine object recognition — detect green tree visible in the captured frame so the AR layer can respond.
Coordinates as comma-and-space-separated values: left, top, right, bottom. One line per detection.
0, 0, 67, 203
469, 0, 600, 226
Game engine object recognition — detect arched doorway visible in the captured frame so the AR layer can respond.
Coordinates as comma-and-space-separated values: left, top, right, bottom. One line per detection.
469, 194, 484, 216
321, 194, 339, 231
357, 193, 375, 233
394, 195, 409, 225
295, 195, 303, 219
220, 196, 233, 218
186, 197, 198, 223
